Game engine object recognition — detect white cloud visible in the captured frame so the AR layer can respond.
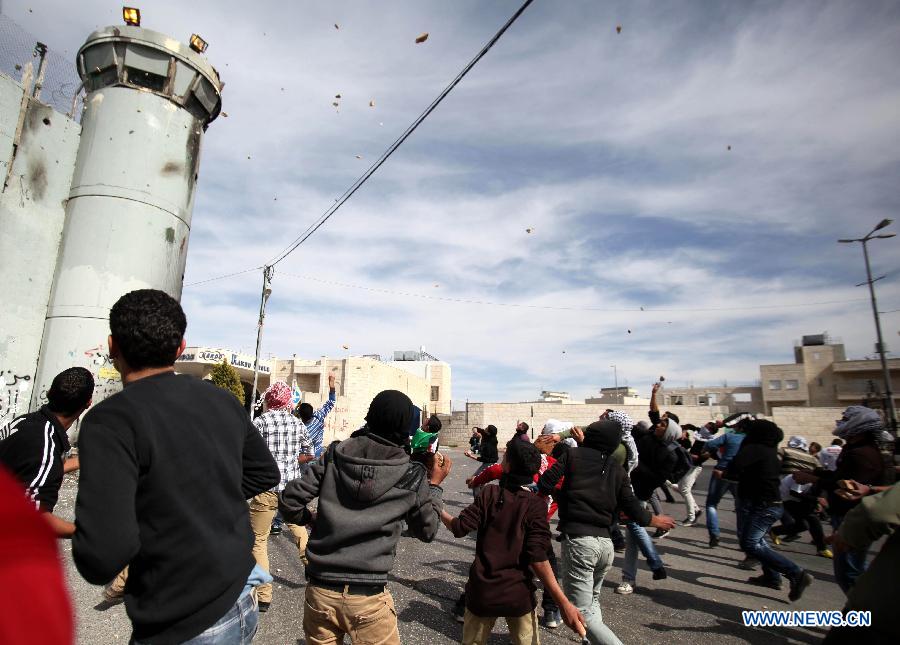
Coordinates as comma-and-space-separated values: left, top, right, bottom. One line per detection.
10, 0, 900, 404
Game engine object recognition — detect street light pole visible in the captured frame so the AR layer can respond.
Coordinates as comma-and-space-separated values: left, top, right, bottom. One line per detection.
839, 219, 898, 438
611, 364, 618, 404
250, 265, 274, 419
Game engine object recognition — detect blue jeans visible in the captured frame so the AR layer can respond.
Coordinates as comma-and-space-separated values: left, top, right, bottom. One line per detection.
561, 535, 624, 645
738, 502, 801, 584
622, 516, 663, 583
830, 515, 868, 593
705, 475, 738, 538
133, 593, 259, 644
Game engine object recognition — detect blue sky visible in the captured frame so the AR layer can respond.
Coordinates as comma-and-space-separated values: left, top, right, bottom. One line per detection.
8, 0, 900, 404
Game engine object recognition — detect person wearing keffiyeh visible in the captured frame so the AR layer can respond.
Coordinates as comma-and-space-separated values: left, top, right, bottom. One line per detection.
793, 406, 887, 593
249, 381, 315, 612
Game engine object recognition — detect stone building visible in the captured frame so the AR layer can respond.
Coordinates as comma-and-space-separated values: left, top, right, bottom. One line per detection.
658, 385, 765, 415
760, 334, 899, 416
175, 348, 451, 444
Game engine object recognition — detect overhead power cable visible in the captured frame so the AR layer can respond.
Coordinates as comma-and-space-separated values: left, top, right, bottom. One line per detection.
264, 0, 537, 268
183, 266, 263, 288
278, 272, 875, 313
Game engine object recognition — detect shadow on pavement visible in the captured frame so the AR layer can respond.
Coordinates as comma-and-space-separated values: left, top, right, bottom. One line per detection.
397, 599, 463, 642
644, 618, 825, 645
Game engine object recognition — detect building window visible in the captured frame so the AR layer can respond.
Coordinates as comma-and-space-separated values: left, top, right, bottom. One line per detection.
817, 378, 824, 387
430, 386, 440, 402
671, 395, 683, 405
785, 380, 799, 390
768, 380, 782, 391
708, 393, 719, 404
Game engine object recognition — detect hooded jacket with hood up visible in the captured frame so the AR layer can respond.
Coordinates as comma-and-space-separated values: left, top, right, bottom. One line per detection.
538, 421, 650, 537
726, 420, 784, 505
279, 432, 443, 586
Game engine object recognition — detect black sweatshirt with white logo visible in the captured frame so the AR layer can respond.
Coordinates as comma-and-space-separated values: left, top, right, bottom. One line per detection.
72, 372, 279, 644
0, 406, 70, 512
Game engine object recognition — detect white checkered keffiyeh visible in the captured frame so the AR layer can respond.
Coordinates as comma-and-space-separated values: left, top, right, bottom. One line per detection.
253, 410, 314, 492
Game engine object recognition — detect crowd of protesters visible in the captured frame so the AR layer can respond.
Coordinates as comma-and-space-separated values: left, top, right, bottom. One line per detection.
1, 289, 898, 645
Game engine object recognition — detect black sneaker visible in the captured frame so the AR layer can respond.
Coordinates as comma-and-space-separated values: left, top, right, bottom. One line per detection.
747, 574, 782, 591
613, 542, 626, 553
269, 524, 282, 537
738, 557, 760, 571
653, 528, 670, 539
782, 533, 801, 542
652, 567, 668, 581
788, 571, 813, 602
709, 535, 720, 548
452, 594, 466, 623
258, 601, 271, 613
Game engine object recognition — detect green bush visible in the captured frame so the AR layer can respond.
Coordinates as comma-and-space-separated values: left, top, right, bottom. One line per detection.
209, 359, 245, 405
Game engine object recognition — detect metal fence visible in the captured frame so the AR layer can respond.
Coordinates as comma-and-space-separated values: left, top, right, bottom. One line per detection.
0, 13, 83, 119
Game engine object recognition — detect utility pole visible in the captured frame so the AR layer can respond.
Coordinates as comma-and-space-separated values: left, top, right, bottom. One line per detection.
611, 364, 619, 404
839, 219, 898, 438
250, 266, 274, 418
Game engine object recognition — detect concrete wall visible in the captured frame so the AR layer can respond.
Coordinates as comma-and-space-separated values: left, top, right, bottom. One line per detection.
771, 407, 843, 448
0, 73, 80, 426
463, 402, 728, 445
438, 404, 849, 452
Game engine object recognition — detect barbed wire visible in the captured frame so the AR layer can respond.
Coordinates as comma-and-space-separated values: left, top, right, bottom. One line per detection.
0, 14, 83, 119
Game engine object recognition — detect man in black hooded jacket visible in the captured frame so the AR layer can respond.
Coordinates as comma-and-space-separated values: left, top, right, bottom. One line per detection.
726, 419, 813, 602
280, 390, 450, 645
539, 421, 674, 644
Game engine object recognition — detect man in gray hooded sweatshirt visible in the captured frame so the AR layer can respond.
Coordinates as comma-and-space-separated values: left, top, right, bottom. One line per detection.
280, 390, 450, 645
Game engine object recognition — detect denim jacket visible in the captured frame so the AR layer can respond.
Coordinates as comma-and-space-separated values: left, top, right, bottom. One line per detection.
704, 431, 745, 470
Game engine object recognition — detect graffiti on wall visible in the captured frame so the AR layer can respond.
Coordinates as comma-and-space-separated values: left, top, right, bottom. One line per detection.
1, 370, 32, 428
82, 343, 122, 401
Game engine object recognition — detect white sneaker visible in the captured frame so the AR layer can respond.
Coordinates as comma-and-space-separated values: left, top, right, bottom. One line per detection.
615, 582, 634, 595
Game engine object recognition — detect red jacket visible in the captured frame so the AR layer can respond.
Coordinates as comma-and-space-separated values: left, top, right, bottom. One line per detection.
0, 466, 73, 644
470, 454, 563, 518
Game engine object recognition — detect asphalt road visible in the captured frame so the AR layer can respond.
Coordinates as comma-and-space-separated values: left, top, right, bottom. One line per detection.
57, 448, 853, 644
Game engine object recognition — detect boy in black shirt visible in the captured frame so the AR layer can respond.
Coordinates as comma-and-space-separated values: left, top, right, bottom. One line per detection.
0, 367, 93, 537
726, 419, 813, 601
72, 289, 280, 644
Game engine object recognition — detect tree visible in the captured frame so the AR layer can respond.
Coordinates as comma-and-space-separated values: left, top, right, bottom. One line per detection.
209, 359, 245, 405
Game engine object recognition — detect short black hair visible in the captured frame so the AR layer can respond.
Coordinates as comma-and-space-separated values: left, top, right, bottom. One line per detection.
505, 439, 542, 476
298, 402, 314, 422
109, 289, 186, 369
809, 441, 822, 453
831, 438, 845, 447
665, 411, 680, 424
47, 367, 94, 416
517, 421, 529, 433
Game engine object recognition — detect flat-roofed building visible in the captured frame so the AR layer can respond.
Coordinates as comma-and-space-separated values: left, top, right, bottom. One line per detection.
760, 333, 898, 416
